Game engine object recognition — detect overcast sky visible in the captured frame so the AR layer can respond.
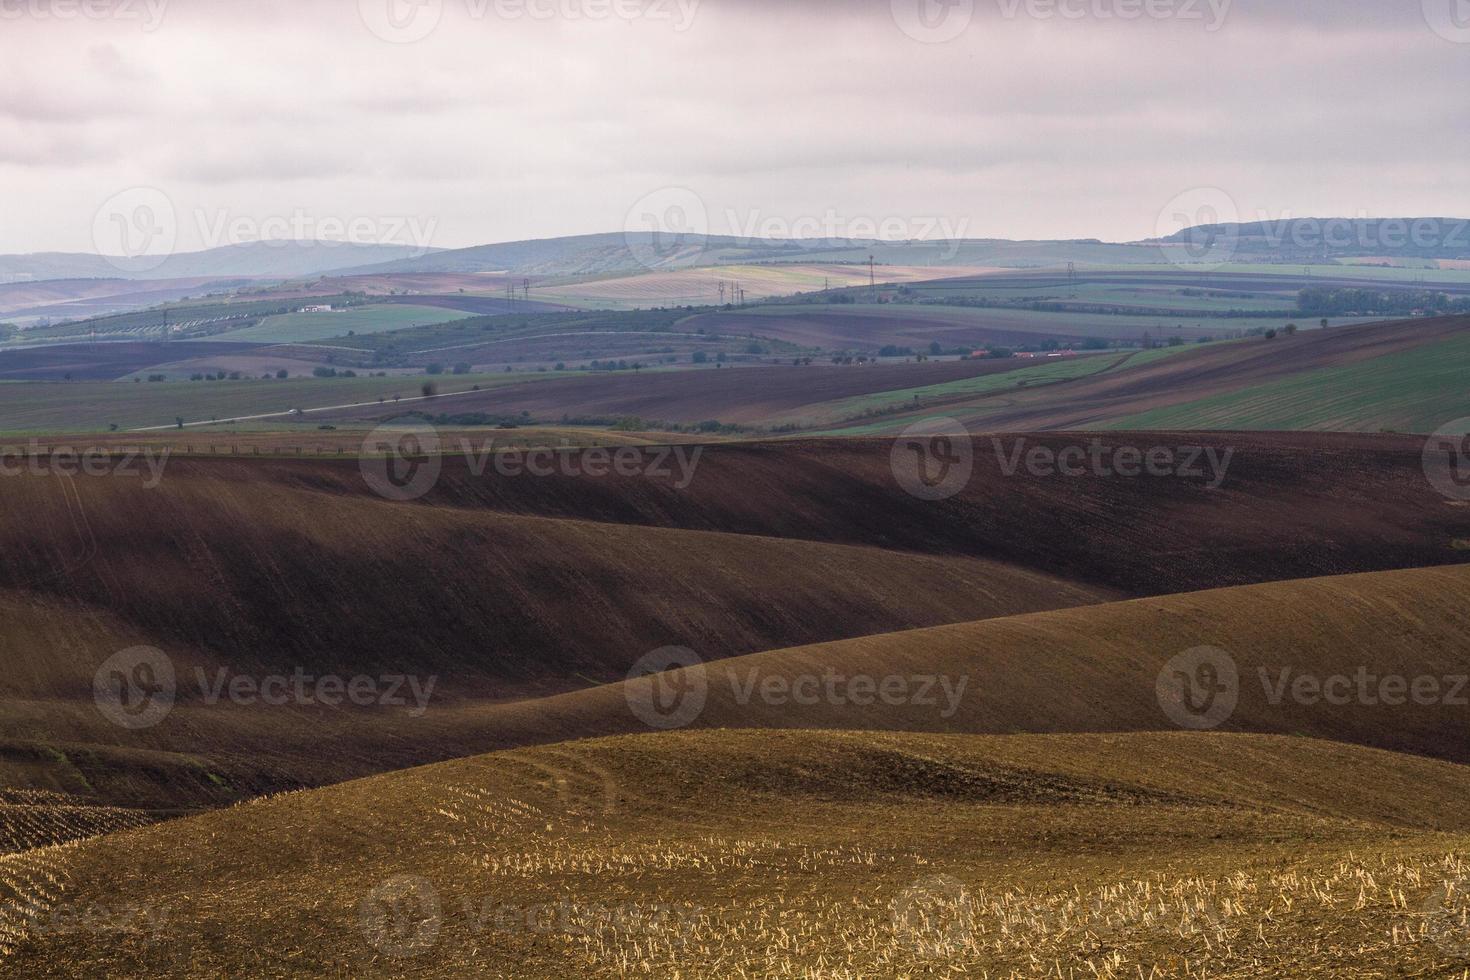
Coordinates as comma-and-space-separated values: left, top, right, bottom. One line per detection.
2, 0, 1468, 255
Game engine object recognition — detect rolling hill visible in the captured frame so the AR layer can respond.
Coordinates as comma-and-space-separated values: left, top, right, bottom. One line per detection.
815, 315, 1470, 435
302, 316, 1470, 434
0, 242, 441, 284
0, 432, 1463, 814
2, 729, 1468, 977
477, 562, 1470, 764
332, 233, 1169, 279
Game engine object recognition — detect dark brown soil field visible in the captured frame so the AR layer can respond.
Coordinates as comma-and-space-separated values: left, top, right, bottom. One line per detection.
473, 563, 1470, 765
0, 433, 1464, 810
321, 431, 1468, 597
0, 341, 262, 381
313, 357, 1044, 424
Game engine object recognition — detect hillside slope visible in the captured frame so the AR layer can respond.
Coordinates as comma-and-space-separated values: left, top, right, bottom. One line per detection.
3, 730, 1469, 977
0, 435, 1463, 810
4, 561, 1466, 815
311, 315, 1470, 433
404, 562, 1470, 767
845, 315, 1470, 434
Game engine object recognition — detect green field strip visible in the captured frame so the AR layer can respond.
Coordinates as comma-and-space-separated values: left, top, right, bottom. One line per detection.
201, 305, 470, 344
1103, 331, 1470, 434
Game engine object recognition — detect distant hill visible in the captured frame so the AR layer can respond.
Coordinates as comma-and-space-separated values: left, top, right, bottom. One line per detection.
9, 219, 1470, 289
0, 241, 443, 284
336, 232, 1164, 277
1150, 217, 1470, 262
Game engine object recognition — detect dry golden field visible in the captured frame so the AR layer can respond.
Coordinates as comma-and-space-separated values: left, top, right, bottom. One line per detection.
3, 731, 1470, 977
0, 435, 1464, 977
